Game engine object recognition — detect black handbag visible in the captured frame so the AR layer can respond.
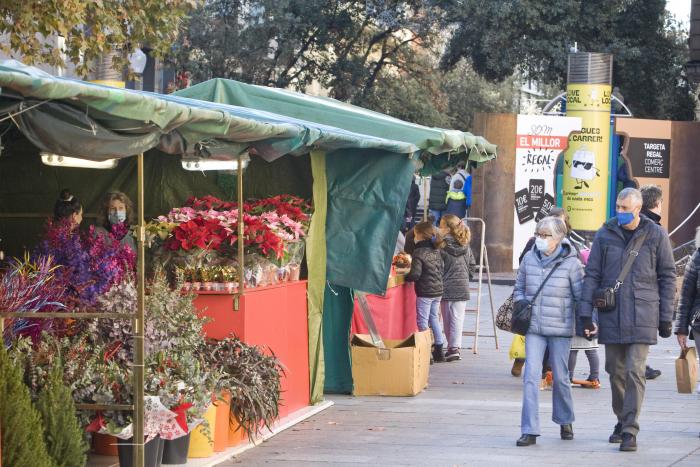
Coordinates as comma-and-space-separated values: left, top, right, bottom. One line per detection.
511, 262, 562, 336
593, 231, 648, 312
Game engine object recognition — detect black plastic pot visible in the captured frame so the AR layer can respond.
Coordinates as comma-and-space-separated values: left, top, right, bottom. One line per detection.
117, 435, 163, 467
161, 432, 191, 465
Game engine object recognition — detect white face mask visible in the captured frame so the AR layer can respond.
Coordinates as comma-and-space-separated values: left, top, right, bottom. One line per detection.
108, 210, 127, 225
535, 237, 550, 253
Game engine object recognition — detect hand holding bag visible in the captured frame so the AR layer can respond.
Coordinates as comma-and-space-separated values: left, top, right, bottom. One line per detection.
594, 231, 647, 312
511, 262, 562, 336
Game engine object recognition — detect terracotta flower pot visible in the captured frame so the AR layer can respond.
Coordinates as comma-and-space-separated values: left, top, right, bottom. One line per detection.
92, 432, 119, 456
213, 392, 231, 452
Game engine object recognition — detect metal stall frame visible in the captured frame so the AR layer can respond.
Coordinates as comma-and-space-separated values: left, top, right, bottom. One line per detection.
0, 151, 248, 466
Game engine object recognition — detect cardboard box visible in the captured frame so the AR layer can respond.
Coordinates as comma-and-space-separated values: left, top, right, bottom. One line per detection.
350, 330, 431, 396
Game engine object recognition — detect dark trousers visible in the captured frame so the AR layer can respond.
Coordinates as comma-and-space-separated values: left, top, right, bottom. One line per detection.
604, 344, 650, 435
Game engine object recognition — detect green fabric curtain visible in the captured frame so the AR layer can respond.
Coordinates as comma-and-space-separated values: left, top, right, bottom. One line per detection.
306, 150, 328, 404
322, 283, 354, 394
325, 149, 414, 294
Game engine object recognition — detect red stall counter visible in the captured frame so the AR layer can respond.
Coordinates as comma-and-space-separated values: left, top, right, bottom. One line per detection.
193, 281, 310, 418
351, 276, 417, 340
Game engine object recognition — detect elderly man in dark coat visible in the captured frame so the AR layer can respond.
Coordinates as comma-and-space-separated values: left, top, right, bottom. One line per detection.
579, 188, 676, 452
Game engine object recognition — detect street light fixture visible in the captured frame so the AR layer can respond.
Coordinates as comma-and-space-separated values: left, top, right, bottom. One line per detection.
40, 152, 118, 169
181, 158, 249, 172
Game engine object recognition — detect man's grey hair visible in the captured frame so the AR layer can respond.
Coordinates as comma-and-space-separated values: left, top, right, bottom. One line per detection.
617, 187, 643, 207
536, 216, 568, 241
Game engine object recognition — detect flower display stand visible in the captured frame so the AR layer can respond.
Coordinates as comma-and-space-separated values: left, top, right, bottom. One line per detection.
193, 280, 310, 418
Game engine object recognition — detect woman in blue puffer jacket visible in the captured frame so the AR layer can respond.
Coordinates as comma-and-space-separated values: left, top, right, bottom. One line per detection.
513, 216, 589, 447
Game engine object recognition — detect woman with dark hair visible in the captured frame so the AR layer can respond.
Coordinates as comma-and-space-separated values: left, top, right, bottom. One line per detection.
53, 189, 83, 229
94, 191, 136, 251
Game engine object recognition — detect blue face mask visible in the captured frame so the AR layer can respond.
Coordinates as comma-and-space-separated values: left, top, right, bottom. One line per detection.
108, 210, 127, 225
616, 211, 635, 226
535, 237, 550, 252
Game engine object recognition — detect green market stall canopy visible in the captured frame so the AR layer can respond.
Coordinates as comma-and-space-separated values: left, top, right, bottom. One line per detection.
0, 60, 497, 401
174, 78, 497, 165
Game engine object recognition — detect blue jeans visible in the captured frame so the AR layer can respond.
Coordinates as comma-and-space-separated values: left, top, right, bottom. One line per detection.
416, 297, 444, 346
429, 209, 443, 226
521, 333, 574, 435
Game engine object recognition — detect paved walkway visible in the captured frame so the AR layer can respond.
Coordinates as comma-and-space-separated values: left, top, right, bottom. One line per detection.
225, 284, 700, 467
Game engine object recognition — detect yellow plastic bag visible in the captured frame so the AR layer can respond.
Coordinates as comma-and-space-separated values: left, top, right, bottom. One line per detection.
509, 335, 526, 360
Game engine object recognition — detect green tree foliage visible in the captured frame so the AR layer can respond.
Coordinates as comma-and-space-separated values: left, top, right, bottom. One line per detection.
174, 1, 515, 128
35, 360, 88, 467
0, 345, 55, 467
441, 0, 695, 120
174, 1, 447, 101
0, 1, 198, 76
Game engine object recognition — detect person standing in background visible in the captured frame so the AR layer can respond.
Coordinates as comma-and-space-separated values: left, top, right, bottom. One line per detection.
639, 184, 665, 381
403, 177, 421, 233
429, 170, 451, 226
445, 162, 472, 219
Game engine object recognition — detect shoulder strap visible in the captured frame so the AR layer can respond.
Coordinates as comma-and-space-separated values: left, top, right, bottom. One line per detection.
531, 260, 563, 303
614, 230, 649, 290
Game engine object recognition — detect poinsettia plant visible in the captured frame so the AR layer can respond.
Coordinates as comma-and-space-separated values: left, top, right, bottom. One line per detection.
152, 195, 311, 270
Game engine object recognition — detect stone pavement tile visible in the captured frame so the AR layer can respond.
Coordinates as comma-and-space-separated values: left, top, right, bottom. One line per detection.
223, 284, 700, 466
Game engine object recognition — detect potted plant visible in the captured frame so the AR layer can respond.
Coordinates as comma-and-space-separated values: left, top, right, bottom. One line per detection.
220, 266, 238, 293
199, 267, 213, 291
204, 337, 284, 441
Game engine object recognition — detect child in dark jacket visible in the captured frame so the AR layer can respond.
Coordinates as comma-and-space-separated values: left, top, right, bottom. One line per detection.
406, 221, 445, 362
438, 214, 472, 362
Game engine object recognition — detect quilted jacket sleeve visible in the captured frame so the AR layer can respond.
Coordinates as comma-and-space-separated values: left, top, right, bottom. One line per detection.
675, 251, 699, 335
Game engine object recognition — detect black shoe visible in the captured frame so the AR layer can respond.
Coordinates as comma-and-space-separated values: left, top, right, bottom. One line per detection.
516, 434, 537, 446
560, 424, 574, 440
445, 347, 461, 362
620, 432, 637, 452
645, 365, 661, 380
609, 423, 623, 443
433, 344, 446, 363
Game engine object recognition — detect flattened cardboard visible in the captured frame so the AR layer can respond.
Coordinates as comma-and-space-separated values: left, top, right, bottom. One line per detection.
351, 330, 431, 396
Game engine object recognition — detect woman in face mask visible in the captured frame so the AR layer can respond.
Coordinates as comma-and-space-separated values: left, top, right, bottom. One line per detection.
513, 216, 591, 447
95, 191, 136, 252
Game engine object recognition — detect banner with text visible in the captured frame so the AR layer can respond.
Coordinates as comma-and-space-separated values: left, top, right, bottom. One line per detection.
562, 83, 612, 231
513, 115, 582, 269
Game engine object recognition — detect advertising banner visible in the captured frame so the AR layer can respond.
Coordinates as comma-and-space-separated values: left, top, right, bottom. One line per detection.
562, 84, 612, 231
616, 118, 673, 228
513, 115, 582, 268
